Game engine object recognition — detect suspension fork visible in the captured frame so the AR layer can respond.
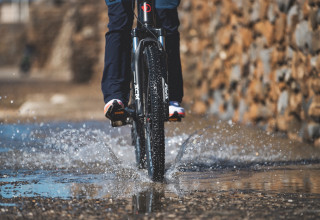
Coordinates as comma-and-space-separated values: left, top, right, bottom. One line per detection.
131, 28, 167, 119
132, 29, 143, 117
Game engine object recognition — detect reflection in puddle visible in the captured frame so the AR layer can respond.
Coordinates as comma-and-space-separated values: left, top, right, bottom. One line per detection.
1, 165, 320, 200
174, 166, 320, 194
132, 188, 165, 214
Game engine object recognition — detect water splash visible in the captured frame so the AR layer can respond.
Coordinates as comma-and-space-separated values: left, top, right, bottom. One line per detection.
166, 119, 320, 182
1, 118, 320, 199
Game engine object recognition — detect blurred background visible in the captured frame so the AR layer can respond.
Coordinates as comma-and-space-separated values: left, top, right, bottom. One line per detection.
0, 0, 319, 146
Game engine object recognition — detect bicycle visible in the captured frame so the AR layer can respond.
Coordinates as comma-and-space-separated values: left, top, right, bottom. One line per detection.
112, 0, 172, 182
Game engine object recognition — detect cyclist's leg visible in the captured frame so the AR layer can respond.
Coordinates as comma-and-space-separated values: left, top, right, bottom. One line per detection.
101, 0, 134, 106
155, 1, 183, 103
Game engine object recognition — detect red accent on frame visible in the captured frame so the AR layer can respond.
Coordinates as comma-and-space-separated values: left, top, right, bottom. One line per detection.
141, 3, 151, 13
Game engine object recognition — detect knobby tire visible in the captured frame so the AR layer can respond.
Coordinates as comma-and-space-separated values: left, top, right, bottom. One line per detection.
143, 43, 166, 182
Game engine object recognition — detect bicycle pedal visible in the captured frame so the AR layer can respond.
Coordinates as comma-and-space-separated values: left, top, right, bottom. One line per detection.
110, 109, 129, 127
110, 109, 127, 120
169, 117, 182, 122
168, 112, 182, 122
111, 120, 127, 127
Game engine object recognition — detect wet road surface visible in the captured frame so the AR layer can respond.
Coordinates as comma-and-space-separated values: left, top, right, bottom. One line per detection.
1, 116, 320, 219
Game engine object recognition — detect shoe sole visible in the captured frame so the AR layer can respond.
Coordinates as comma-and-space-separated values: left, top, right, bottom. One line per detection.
169, 111, 185, 122
105, 101, 127, 122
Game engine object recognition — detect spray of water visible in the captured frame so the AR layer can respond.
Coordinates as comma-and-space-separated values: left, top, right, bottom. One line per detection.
1, 119, 320, 198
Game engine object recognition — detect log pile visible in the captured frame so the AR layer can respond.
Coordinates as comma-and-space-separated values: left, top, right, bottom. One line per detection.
178, 0, 320, 146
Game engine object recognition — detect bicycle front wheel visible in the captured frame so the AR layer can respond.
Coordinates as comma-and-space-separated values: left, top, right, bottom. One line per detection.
143, 43, 166, 182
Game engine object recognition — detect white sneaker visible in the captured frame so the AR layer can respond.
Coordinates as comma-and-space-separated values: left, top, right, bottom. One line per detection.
169, 101, 185, 119
104, 99, 125, 120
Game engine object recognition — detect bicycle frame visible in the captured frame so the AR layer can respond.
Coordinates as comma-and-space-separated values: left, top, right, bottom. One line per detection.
131, 0, 168, 120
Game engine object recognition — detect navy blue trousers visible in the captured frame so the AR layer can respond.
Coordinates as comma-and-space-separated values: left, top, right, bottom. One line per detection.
101, 0, 183, 105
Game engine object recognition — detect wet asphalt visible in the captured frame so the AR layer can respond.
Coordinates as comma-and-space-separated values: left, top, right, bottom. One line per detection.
1, 117, 320, 219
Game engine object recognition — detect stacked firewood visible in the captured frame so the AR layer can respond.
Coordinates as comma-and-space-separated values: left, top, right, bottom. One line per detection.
179, 0, 320, 146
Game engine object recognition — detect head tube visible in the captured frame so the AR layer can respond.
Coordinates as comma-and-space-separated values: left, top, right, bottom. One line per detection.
137, 0, 155, 27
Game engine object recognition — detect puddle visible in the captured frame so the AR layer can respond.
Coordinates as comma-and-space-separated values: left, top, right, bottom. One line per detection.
1, 117, 320, 200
